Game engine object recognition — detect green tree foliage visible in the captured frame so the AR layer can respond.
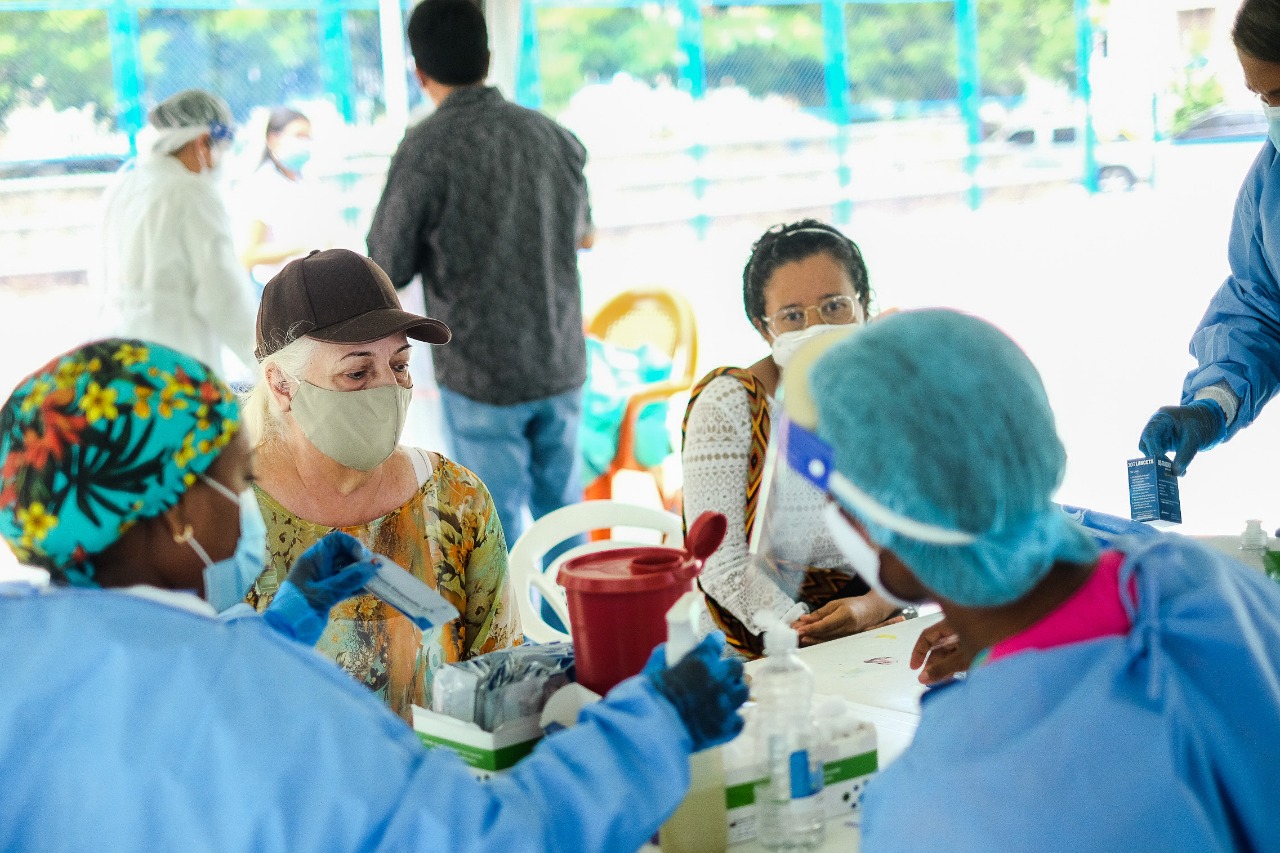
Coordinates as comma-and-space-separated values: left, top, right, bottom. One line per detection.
140, 9, 323, 119
534, 7, 679, 113
0, 5, 385, 132
703, 6, 825, 106
0, 0, 1081, 132
846, 0, 1077, 105
0, 11, 115, 129
846, 2, 958, 104
975, 0, 1077, 96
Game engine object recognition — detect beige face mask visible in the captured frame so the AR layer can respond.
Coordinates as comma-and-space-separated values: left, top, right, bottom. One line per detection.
290, 382, 411, 471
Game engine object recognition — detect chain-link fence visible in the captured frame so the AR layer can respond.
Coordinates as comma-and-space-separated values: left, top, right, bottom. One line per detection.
0, 0, 1260, 276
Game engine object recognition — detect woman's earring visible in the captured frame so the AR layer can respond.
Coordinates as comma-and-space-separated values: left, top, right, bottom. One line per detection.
173, 524, 194, 545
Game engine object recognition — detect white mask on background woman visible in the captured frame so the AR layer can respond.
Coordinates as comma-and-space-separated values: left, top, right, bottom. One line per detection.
770, 323, 847, 370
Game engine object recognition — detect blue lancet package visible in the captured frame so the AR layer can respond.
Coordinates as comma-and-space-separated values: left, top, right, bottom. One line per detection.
1127, 457, 1181, 526
364, 556, 460, 630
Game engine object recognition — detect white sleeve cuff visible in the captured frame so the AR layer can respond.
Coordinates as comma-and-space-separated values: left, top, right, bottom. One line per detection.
1193, 381, 1239, 426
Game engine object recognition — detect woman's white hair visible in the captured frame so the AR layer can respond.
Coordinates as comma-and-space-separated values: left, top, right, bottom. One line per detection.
240, 335, 319, 447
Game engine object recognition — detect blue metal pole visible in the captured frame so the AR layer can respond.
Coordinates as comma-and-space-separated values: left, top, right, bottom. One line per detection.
516, 0, 543, 109
107, 0, 145, 156
954, 0, 981, 210
676, 0, 707, 236
319, 0, 356, 122
676, 0, 706, 99
1075, 0, 1097, 192
822, 0, 852, 223
821, 0, 849, 124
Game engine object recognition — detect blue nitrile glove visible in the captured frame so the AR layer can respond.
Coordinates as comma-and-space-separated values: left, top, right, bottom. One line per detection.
1138, 399, 1227, 476
262, 531, 379, 645
645, 631, 748, 752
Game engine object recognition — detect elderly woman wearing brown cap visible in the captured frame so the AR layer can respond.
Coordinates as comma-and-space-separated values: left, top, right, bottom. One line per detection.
242, 248, 521, 722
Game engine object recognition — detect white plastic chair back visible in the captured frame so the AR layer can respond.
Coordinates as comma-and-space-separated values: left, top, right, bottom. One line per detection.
507, 500, 685, 643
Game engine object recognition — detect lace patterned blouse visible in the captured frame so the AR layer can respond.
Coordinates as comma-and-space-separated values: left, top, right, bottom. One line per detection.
682, 372, 852, 641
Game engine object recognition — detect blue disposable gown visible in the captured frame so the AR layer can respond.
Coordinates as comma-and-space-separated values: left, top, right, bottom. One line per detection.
1183, 141, 1280, 440
861, 535, 1280, 853
0, 583, 690, 852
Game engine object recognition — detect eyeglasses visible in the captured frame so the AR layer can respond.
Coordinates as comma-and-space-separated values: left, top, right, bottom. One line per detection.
763, 295, 860, 335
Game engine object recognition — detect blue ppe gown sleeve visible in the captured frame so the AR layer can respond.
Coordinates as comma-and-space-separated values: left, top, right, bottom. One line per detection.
1182, 142, 1280, 441
859, 535, 1280, 853
1057, 503, 1161, 547
0, 584, 692, 853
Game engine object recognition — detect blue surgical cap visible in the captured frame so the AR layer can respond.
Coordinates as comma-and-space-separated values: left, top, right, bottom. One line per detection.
808, 309, 1098, 607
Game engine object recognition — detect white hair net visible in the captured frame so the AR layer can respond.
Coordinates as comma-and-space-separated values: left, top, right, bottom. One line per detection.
141, 89, 235, 157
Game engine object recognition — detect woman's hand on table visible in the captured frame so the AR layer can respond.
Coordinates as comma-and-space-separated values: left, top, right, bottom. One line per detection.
792, 592, 898, 646
909, 617, 973, 685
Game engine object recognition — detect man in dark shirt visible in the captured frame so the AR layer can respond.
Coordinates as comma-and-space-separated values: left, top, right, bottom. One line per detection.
368, 0, 594, 549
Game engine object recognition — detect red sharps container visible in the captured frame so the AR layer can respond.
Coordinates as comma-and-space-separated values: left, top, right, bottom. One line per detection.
557, 511, 727, 696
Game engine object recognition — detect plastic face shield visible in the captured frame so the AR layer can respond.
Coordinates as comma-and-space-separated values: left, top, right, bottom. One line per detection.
750, 324, 970, 610
747, 407, 851, 606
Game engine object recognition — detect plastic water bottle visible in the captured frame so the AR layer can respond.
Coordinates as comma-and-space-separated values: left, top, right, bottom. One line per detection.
753, 619, 825, 851
1239, 519, 1269, 572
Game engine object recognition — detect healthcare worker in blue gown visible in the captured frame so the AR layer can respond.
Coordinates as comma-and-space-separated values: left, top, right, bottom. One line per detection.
774, 310, 1280, 852
1139, 0, 1280, 473
0, 339, 748, 852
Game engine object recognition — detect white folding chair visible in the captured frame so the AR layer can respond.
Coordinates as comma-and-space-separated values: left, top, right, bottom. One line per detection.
507, 499, 685, 643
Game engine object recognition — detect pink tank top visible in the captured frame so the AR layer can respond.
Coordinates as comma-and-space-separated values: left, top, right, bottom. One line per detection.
987, 551, 1131, 662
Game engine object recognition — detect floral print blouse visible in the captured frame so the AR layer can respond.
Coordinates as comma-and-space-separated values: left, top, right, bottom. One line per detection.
247, 455, 521, 723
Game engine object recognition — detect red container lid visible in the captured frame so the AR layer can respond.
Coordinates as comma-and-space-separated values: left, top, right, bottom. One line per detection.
557, 511, 727, 595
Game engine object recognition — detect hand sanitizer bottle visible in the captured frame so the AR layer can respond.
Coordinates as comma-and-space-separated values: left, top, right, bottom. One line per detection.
752, 617, 825, 851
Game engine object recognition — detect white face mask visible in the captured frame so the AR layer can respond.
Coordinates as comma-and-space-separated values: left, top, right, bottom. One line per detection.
770, 323, 847, 370
820, 502, 918, 609
1266, 103, 1280, 152
290, 382, 411, 471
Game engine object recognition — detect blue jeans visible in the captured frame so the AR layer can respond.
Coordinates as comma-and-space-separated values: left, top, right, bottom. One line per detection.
439, 386, 586, 553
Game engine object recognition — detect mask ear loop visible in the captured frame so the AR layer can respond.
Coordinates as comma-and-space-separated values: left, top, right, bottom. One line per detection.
177, 526, 215, 568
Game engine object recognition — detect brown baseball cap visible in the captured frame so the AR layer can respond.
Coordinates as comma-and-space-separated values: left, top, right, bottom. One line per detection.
256, 249, 451, 360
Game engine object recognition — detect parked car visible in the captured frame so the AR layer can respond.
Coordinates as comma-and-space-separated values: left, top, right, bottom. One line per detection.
981, 120, 1153, 192
1170, 107, 1267, 144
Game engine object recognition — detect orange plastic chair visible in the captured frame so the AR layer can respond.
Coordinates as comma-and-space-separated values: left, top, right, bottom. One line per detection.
583, 288, 698, 517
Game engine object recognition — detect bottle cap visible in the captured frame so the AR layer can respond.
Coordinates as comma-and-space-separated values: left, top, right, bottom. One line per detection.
665, 591, 704, 665
764, 623, 799, 655
754, 609, 799, 655
1242, 519, 1268, 549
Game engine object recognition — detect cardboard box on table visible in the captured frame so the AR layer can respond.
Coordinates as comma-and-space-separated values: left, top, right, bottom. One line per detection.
411, 705, 544, 781
411, 703, 880, 844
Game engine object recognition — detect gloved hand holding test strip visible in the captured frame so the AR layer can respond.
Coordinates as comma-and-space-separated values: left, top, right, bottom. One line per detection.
363, 555, 460, 629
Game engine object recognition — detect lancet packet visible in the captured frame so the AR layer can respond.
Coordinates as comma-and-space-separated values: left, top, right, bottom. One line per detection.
364, 555, 460, 629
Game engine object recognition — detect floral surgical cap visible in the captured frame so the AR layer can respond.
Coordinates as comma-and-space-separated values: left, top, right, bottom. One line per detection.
0, 339, 240, 584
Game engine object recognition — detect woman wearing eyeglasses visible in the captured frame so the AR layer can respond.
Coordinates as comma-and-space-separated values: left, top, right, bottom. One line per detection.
680, 220, 897, 658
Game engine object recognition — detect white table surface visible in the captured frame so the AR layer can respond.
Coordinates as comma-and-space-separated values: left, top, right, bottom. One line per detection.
645, 613, 943, 853
775, 610, 942, 766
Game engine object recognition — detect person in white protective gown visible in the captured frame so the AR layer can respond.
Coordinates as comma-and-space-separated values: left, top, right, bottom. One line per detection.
100, 89, 258, 380
0, 338, 748, 852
